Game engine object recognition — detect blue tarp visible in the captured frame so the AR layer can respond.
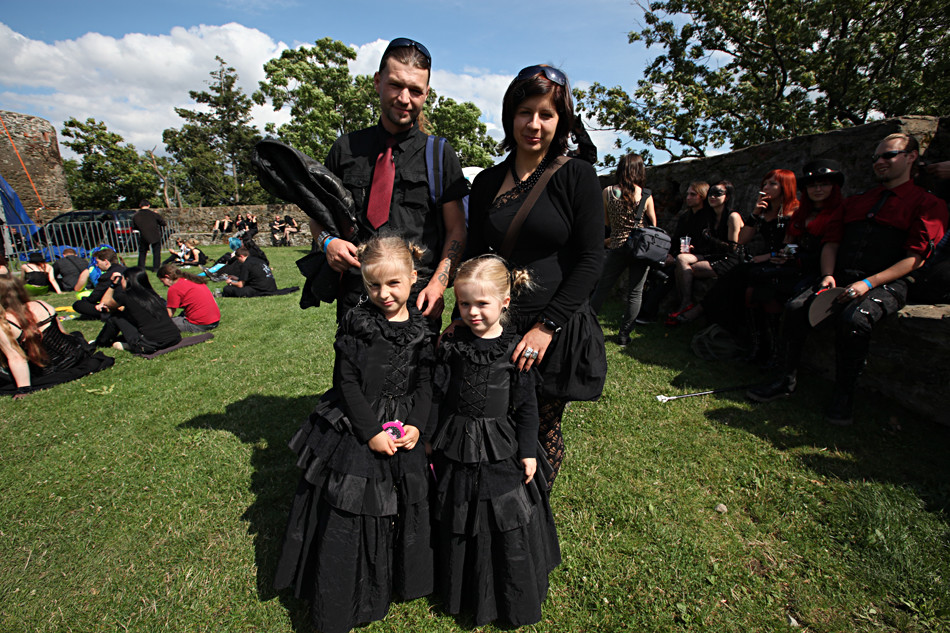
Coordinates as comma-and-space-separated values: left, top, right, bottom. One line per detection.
0, 172, 39, 237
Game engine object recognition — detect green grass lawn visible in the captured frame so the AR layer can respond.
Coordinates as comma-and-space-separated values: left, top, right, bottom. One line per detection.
2, 246, 949, 632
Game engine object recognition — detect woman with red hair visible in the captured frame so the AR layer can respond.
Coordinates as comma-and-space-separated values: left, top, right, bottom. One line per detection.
676, 170, 799, 355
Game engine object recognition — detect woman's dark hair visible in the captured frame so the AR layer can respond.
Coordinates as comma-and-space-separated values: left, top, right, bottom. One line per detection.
710, 180, 735, 213
500, 66, 575, 156
615, 152, 646, 208
94, 248, 119, 265
122, 267, 166, 314
157, 264, 207, 285
792, 182, 842, 230
709, 180, 735, 234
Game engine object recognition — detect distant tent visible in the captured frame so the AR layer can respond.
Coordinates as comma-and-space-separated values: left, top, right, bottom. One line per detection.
0, 172, 39, 236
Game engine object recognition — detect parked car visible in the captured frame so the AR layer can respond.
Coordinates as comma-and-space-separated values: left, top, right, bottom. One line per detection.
32, 210, 140, 252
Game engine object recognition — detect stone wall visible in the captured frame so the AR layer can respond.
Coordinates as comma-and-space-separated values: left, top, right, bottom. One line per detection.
0, 110, 73, 214
39, 204, 310, 245
805, 305, 950, 426
624, 115, 950, 229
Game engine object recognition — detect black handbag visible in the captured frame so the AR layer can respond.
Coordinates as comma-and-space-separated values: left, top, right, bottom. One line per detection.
621, 188, 671, 265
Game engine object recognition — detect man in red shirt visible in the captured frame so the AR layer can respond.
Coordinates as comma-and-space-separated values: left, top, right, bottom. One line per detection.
748, 132, 948, 425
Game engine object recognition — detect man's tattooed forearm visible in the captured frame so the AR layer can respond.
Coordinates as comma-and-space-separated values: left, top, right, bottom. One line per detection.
436, 259, 451, 287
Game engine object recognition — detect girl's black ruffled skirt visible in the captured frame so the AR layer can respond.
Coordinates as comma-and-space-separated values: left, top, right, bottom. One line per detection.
273, 389, 432, 633
433, 427, 560, 627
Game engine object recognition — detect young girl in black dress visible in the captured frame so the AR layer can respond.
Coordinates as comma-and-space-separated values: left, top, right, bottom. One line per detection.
432, 255, 561, 627
274, 236, 436, 633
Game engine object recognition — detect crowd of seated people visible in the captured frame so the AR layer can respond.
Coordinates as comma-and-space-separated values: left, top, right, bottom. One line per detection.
602, 132, 948, 425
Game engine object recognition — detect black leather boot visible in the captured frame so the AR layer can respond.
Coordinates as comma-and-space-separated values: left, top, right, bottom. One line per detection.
824, 391, 854, 426
617, 322, 632, 346
746, 370, 797, 403
825, 333, 869, 426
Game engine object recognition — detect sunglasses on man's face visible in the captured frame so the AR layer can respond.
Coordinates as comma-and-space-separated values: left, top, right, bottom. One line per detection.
871, 149, 908, 162
383, 38, 432, 64
515, 65, 568, 86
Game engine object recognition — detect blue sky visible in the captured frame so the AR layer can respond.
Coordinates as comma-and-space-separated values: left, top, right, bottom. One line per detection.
0, 0, 657, 169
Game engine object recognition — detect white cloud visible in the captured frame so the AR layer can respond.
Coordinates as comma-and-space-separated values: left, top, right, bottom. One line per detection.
0, 22, 287, 155
0, 24, 630, 168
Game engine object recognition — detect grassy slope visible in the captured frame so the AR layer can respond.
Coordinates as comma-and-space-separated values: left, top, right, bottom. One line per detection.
1, 246, 948, 632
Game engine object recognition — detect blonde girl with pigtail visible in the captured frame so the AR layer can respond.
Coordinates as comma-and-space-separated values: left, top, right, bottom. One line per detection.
431, 254, 561, 627
274, 235, 436, 633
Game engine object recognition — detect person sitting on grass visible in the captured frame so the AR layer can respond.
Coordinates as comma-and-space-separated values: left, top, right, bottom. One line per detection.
180, 239, 208, 267
222, 247, 278, 297
21, 252, 62, 295
53, 248, 90, 292
72, 249, 126, 319
91, 267, 182, 354
162, 238, 188, 266
157, 265, 220, 332
0, 274, 114, 398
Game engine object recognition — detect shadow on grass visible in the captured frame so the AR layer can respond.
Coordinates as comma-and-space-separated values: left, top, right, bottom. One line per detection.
703, 400, 950, 517
181, 394, 315, 632
606, 312, 950, 518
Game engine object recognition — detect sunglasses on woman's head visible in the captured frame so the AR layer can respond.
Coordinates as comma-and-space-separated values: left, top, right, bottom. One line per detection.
515, 65, 567, 86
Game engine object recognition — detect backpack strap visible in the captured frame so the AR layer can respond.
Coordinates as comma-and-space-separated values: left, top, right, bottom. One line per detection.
425, 135, 446, 206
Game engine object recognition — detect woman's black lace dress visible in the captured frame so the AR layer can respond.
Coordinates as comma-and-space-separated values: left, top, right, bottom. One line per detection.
1, 303, 114, 395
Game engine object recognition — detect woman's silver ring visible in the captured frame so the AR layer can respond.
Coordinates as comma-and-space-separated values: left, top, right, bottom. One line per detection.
847, 288, 857, 297
524, 347, 535, 358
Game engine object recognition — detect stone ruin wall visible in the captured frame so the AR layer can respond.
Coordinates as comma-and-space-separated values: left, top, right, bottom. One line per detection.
0, 110, 73, 214
600, 115, 950, 230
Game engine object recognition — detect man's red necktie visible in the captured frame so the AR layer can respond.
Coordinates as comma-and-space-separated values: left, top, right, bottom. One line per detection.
366, 137, 397, 229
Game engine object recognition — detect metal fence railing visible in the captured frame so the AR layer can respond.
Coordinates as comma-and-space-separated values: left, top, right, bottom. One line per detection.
2, 218, 180, 270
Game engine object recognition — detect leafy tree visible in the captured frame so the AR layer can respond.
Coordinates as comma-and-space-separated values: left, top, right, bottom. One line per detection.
163, 56, 267, 206
254, 38, 377, 162
254, 37, 499, 166
576, 0, 950, 163
61, 118, 159, 209
424, 91, 497, 168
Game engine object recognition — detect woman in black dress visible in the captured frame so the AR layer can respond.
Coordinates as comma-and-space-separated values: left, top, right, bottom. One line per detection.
21, 252, 62, 294
1, 274, 113, 397
92, 267, 181, 353
466, 65, 605, 487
